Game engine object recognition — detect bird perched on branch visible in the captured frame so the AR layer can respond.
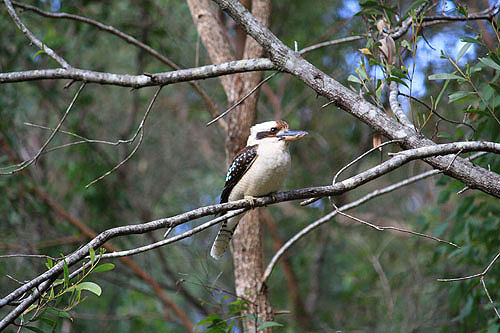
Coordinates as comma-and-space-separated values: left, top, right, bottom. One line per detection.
210, 120, 308, 259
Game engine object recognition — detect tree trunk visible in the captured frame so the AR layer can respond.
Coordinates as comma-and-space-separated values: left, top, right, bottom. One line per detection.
187, 0, 273, 331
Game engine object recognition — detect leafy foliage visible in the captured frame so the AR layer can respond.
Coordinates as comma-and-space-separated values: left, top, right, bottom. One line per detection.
1, 0, 500, 331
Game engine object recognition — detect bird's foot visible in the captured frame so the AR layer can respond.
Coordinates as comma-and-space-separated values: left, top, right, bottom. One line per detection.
244, 195, 257, 208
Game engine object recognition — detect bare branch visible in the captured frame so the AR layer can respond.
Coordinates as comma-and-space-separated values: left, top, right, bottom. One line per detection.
9, 1, 226, 131
0, 254, 57, 260
97, 209, 248, 259
438, 250, 500, 282
84, 86, 163, 188
422, 3, 500, 25
206, 72, 278, 126
437, 247, 500, 320
0, 82, 86, 175
298, 36, 363, 54
389, 81, 415, 129
3, 0, 70, 69
481, 277, 500, 320
0, 59, 275, 87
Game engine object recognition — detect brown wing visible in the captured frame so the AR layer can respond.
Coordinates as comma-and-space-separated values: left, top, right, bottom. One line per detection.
219, 145, 258, 205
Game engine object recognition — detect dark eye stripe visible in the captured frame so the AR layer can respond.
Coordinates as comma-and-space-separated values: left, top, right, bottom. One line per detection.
256, 128, 279, 139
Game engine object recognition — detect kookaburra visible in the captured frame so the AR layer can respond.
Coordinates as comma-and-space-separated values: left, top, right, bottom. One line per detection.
210, 120, 308, 259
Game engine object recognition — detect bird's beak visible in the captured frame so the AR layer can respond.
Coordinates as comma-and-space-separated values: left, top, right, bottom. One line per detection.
276, 130, 308, 141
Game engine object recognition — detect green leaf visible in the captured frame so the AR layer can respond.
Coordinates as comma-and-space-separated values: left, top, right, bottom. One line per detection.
391, 68, 408, 79
89, 247, 95, 265
387, 76, 409, 88
456, 42, 472, 62
428, 73, 463, 81
448, 91, 476, 103
257, 321, 284, 330
23, 326, 46, 333
92, 263, 115, 273
196, 314, 222, 326
46, 308, 72, 319
347, 74, 361, 84
402, 0, 427, 19
375, 79, 383, 100
457, 5, 468, 16
45, 258, 53, 270
479, 57, 500, 71
435, 78, 450, 108
76, 282, 102, 296
489, 83, 500, 95
33, 49, 46, 60
460, 36, 481, 44
437, 132, 454, 140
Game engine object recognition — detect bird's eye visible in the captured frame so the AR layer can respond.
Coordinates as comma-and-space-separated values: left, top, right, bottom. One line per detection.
270, 127, 278, 133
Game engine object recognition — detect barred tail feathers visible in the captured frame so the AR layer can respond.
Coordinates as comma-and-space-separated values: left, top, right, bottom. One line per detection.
210, 215, 242, 259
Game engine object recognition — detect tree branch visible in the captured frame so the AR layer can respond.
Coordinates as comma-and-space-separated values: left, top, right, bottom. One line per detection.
0, 58, 275, 87
0, 141, 498, 330
8, 1, 226, 131
3, 0, 70, 69
0, 82, 86, 175
213, 0, 500, 198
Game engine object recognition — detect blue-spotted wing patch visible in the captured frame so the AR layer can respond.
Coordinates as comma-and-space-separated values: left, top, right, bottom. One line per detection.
219, 145, 258, 205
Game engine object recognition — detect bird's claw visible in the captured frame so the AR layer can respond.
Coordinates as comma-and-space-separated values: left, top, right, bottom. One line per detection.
244, 195, 257, 208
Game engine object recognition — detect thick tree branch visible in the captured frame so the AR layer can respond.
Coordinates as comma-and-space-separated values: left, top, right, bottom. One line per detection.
213, 0, 500, 198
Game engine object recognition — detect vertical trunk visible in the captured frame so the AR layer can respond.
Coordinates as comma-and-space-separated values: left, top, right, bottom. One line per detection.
226, 1, 273, 331
232, 209, 273, 332
187, 1, 273, 331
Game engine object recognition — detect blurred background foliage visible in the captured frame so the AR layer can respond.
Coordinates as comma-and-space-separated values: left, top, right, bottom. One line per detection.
1, 0, 499, 331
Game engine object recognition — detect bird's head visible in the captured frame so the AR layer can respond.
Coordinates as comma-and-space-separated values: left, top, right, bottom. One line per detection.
247, 120, 308, 146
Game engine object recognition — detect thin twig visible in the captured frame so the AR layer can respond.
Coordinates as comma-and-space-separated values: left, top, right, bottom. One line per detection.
265, 151, 487, 284
0, 254, 57, 260
262, 168, 452, 286
85, 86, 163, 188
399, 92, 476, 133
298, 36, 363, 54
3, 0, 70, 68
438, 250, 500, 282
10, 1, 225, 131
481, 277, 500, 320
333, 140, 401, 185
301, 139, 401, 206
206, 72, 278, 126
0, 82, 86, 175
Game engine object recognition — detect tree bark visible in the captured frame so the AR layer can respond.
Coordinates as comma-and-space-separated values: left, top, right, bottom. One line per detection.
187, 0, 273, 331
